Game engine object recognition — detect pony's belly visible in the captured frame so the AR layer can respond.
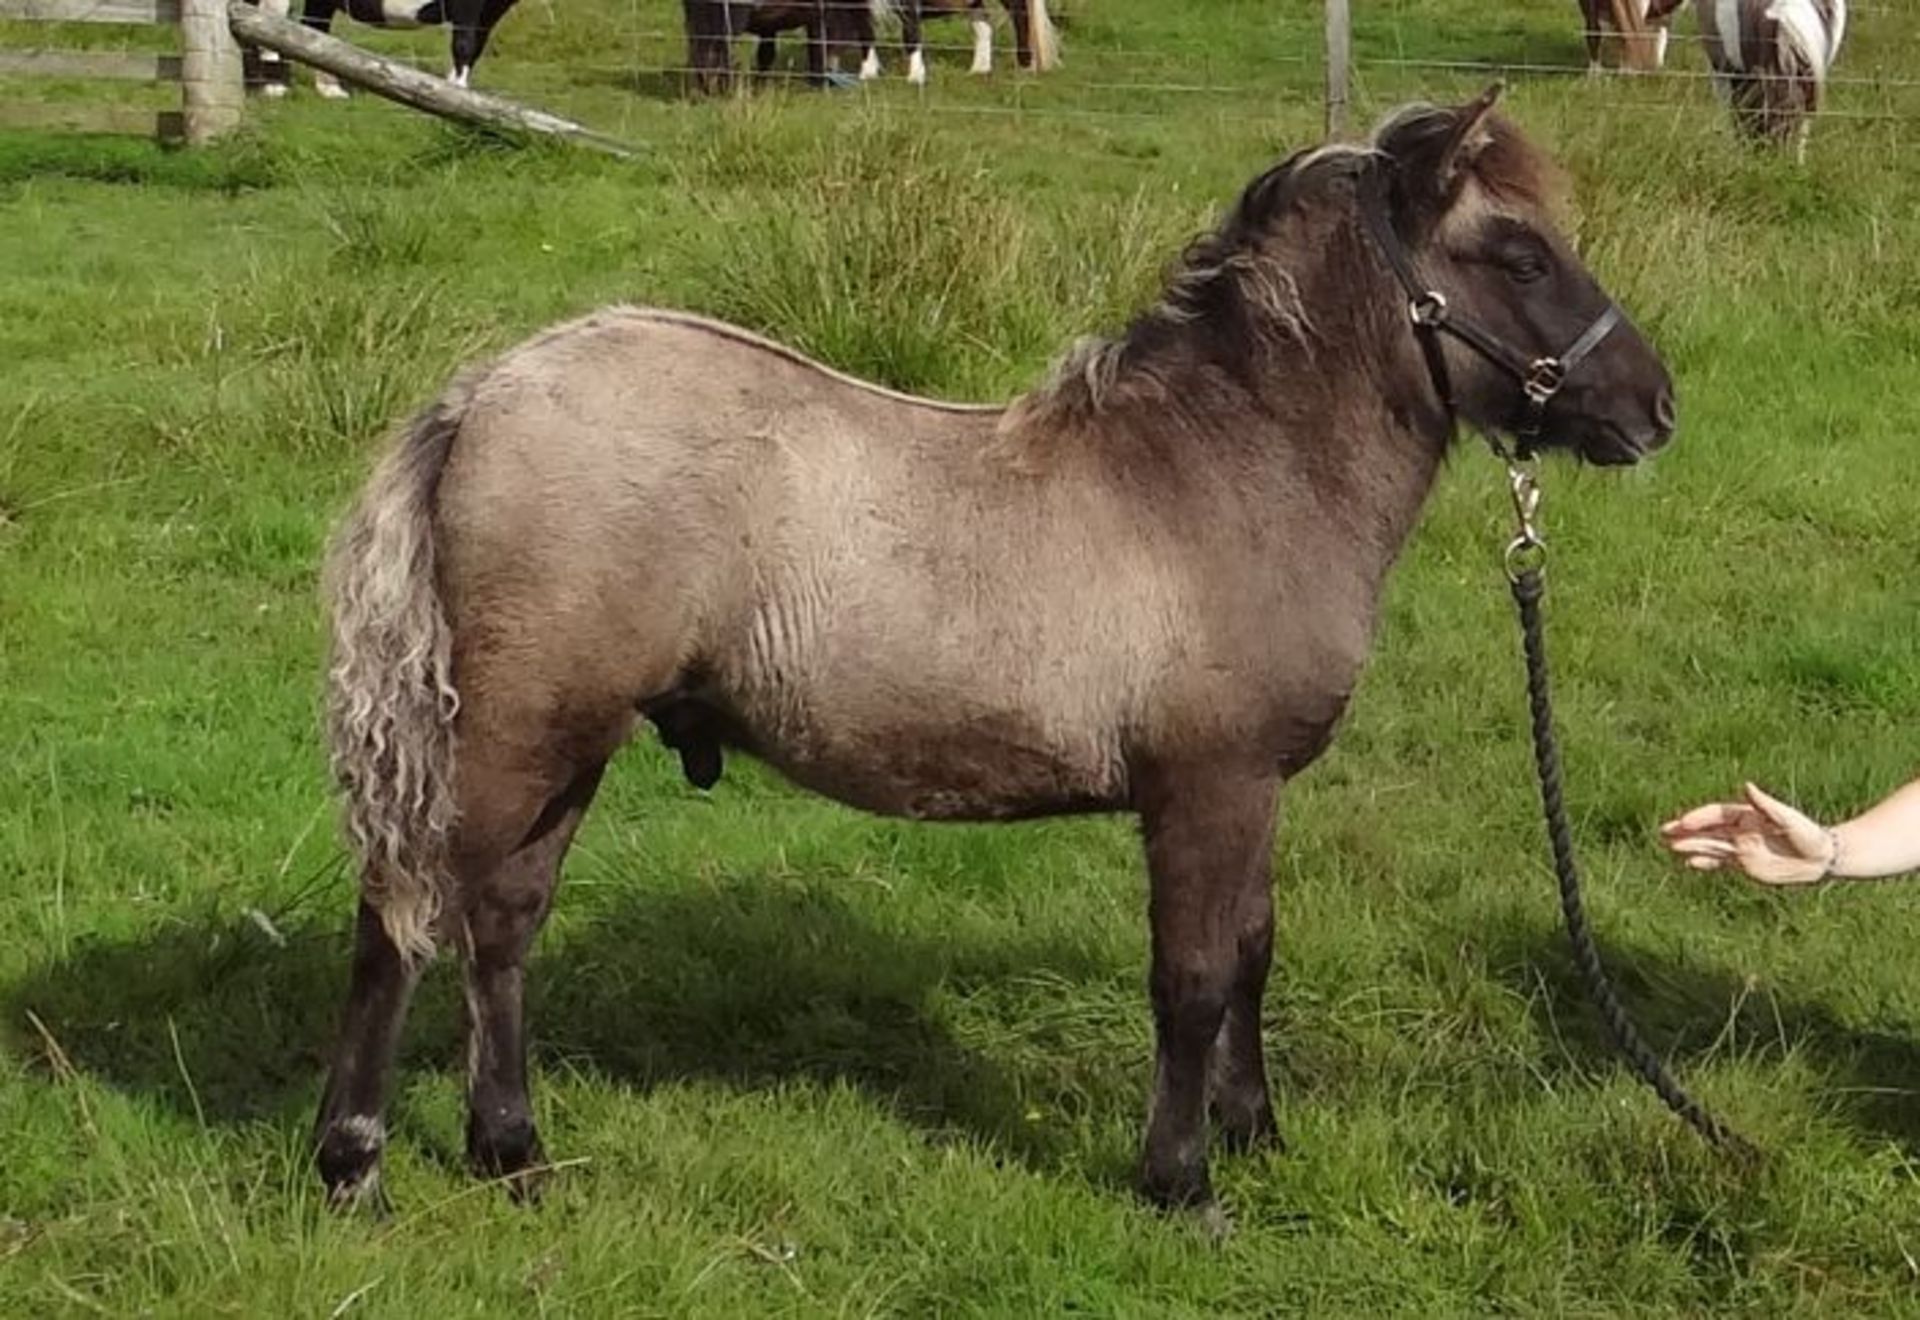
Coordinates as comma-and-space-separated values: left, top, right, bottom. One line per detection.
738, 710, 1128, 822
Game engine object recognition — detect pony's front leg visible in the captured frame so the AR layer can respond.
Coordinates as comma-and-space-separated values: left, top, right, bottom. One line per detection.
1135, 764, 1279, 1216
1205, 838, 1280, 1154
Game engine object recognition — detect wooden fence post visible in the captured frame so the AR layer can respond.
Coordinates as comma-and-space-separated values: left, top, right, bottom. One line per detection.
1324, 0, 1350, 138
180, 0, 242, 143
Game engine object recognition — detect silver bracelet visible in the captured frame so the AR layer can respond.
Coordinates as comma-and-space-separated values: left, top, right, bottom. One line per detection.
1823, 828, 1844, 880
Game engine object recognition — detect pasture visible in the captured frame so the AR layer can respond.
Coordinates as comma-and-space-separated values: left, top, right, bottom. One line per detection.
4, 0, 1920, 1311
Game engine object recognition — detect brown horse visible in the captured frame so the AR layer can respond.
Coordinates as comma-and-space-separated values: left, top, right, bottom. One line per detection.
1579, 0, 1686, 72
313, 88, 1675, 1217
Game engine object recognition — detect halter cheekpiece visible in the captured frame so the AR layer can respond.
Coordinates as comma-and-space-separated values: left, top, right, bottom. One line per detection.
1359, 160, 1621, 455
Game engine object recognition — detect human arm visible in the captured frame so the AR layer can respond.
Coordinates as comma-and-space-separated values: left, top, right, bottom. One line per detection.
1660, 777, 1920, 887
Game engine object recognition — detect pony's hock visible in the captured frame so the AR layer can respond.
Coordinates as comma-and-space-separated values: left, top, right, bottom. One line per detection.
313, 89, 1676, 1217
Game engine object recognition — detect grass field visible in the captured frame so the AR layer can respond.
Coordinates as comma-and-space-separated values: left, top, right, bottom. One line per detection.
5, 0, 1920, 1312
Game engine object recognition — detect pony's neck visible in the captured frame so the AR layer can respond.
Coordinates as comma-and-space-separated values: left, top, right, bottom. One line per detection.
1178, 220, 1458, 567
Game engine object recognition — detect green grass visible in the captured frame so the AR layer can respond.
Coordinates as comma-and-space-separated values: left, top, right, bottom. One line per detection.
5, 0, 1920, 1312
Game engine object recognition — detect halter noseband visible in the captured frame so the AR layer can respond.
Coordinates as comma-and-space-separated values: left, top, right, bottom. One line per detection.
1359, 161, 1621, 454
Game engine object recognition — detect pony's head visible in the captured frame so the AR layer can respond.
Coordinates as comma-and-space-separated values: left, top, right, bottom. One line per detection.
1372, 87, 1675, 464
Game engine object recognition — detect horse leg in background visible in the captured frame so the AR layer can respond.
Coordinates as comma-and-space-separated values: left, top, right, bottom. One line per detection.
252, 0, 293, 96
858, 0, 882, 78
901, 0, 926, 83
966, 0, 992, 73
1135, 764, 1281, 1215
1579, 0, 1604, 72
459, 761, 608, 1196
313, 900, 426, 1209
682, 0, 736, 94
1003, 0, 1055, 72
848, 1, 877, 74
446, 0, 517, 86
300, 0, 352, 98
804, 0, 829, 85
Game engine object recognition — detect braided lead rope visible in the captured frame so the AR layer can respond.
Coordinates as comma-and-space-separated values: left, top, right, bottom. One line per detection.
1507, 563, 1754, 1158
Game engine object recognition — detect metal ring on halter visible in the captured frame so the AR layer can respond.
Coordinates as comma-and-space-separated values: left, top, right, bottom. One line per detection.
1504, 532, 1547, 583
1409, 291, 1448, 327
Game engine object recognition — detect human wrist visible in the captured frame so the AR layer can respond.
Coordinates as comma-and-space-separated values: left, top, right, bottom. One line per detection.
1823, 826, 1846, 879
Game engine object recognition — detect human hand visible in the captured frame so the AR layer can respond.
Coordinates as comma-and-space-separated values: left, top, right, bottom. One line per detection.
1659, 782, 1837, 887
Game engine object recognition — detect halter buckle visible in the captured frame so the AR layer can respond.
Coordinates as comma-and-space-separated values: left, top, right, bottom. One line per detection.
1523, 357, 1566, 406
1409, 291, 1449, 327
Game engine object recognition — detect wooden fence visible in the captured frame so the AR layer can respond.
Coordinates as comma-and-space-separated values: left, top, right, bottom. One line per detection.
0, 0, 240, 143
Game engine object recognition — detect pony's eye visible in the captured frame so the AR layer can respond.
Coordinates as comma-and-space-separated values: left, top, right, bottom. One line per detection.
1505, 251, 1549, 283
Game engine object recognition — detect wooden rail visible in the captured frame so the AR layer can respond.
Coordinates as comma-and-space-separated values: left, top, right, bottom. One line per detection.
0, 0, 181, 24
0, 0, 237, 142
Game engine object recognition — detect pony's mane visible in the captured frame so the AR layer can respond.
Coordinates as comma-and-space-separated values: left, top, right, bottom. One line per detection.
1009, 103, 1560, 430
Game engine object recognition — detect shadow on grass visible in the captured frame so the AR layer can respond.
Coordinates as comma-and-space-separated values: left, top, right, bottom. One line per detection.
1479, 916, 1920, 1150
2, 877, 1119, 1172
14, 876, 1920, 1181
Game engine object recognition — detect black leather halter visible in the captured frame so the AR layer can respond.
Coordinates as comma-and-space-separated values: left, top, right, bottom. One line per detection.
1359, 162, 1621, 453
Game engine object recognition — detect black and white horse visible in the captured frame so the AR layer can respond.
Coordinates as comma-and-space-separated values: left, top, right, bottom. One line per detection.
252, 0, 519, 98
859, 0, 1058, 85
1696, 0, 1847, 159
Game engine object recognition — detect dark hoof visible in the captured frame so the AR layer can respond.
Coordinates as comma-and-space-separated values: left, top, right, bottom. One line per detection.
467, 1116, 549, 1204
315, 1120, 390, 1217
1210, 1099, 1282, 1155
1140, 1159, 1215, 1215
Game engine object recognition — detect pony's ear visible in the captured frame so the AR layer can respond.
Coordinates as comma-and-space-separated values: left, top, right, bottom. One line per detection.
1433, 83, 1503, 197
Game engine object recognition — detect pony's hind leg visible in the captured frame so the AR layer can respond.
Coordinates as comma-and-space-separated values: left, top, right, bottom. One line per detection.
459, 761, 607, 1198
1134, 764, 1279, 1216
314, 899, 425, 1210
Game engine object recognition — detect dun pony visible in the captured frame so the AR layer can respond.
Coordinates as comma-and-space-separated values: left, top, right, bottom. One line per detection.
313, 89, 1675, 1218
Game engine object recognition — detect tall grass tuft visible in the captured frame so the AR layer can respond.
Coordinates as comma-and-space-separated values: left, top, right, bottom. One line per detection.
684, 110, 1195, 399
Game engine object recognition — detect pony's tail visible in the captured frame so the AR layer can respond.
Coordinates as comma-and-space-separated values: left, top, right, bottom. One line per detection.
1028, 0, 1059, 71
869, 0, 893, 22
322, 389, 466, 966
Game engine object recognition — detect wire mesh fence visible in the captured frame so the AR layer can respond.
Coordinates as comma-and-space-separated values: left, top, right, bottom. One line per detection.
4, 0, 1916, 150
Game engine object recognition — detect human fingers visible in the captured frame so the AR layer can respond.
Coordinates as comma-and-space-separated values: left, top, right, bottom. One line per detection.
1661, 802, 1752, 834
1667, 836, 1737, 858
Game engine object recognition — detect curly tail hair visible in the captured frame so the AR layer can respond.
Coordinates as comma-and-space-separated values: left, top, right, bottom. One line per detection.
322, 387, 467, 965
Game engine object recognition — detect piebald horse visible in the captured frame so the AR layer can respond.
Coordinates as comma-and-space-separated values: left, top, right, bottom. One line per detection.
1696, 0, 1848, 159
250, 0, 519, 99
312, 89, 1675, 1217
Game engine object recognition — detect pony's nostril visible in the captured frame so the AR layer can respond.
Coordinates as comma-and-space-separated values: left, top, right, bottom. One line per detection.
1652, 389, 1677, 436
